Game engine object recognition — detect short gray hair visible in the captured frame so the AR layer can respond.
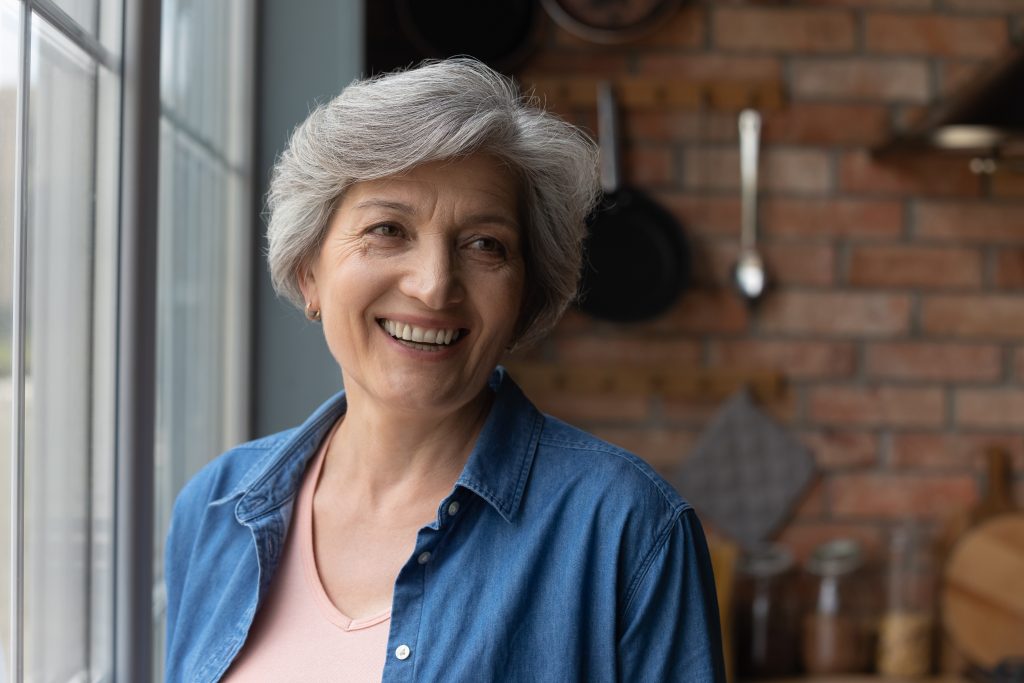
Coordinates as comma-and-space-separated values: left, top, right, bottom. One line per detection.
266, 58, 600, 348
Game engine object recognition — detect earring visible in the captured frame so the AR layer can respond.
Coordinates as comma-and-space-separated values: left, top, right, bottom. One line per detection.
304, 302, 321, 321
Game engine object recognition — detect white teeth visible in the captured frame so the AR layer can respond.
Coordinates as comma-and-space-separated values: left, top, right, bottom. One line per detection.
379, 319, 462, 346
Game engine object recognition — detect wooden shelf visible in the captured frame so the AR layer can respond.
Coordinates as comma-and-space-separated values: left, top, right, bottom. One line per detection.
521, 76, 785, 111
505, 363, 786, 403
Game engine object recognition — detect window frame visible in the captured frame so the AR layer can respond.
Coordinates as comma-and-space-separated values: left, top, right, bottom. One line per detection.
7, 0, 161, 680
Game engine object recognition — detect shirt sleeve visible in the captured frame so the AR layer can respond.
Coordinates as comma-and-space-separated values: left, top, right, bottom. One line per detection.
617, 506, 726, 683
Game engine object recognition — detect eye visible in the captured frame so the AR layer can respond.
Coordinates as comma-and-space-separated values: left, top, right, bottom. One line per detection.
468, 236, 507, 255
369, 222, 403, 238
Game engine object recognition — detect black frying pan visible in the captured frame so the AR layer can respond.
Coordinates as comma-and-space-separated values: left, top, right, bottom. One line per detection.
578, 82, 690, 322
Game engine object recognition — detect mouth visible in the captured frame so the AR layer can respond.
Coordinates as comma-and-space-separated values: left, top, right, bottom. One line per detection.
377, 318, 467, 352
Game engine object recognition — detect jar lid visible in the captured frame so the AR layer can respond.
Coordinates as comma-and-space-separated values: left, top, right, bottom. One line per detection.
806, 538, 864, 577
738, 544, 795, 577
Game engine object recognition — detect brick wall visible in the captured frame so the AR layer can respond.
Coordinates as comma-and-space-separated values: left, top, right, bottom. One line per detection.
512, 0, 1024, 561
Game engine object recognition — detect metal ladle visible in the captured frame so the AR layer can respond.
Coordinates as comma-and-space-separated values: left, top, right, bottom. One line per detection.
733, 109, 766, 306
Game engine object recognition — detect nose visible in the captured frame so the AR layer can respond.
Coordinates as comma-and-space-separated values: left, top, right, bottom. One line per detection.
399, 240, 464, 309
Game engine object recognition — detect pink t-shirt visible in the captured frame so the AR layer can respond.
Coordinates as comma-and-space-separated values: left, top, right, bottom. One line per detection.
223, 423, 391, 682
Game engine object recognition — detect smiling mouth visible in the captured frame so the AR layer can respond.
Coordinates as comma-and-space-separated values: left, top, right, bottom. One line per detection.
378, 318, 467, 351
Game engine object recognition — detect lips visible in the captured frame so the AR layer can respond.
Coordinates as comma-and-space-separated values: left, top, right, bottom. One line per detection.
378, 318, 465, 349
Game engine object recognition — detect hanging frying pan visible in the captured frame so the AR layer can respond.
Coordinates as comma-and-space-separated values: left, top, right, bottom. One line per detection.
541, 0, 680, 44
577, 82, 690, 323
395, 0, 543, 73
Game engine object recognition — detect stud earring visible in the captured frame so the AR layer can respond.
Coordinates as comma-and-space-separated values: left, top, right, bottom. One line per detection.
304, 302, 321, 321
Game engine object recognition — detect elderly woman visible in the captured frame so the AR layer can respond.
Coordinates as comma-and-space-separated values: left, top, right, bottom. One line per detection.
164, 58, 723, 682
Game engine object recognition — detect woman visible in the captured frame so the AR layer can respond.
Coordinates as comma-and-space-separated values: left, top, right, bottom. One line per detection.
164, 58, 723, 682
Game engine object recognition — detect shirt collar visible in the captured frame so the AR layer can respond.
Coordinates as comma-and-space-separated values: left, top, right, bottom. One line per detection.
233, 366, 541, 524
455, 366, 543, 523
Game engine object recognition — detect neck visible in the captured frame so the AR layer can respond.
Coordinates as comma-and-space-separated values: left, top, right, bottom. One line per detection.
319, 384, 493, 509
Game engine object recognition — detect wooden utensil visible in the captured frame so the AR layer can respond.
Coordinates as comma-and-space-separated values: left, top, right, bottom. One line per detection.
941, 446, 1024, 670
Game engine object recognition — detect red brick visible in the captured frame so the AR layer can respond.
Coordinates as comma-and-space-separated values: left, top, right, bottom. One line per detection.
624, 111, 737, 145
995, 249, 1024, 288
957, 388, 1024, 428
762, 103, 890, 146
890, 433, 1024, 472
809, 385, 946, 427
652, 289, 751, 334
759, 291, 912, 336
631, 6, 706, 48
655, 194, 741, 238
791, 58, 931, 102
710, 339, 856, 379
917, 201, 1024, 243
551, 336, 701, 366
713, 7, 856, 53
865, 13, 1009, 58
761, 198, 905, 240
848, 245, 983, 288
992, 171, 1024, 199
865, 342, 1002, 381
519, 53, 630, 77
943, 0, 1024, 12
792, 480, 828, 520
804, 0, 933, 8
801, 430, 880, 468
683, 147, 832, 194
637, 54, 782, 81
921, 295, 1024, 338
831, 473, 977, 519
778, 522, 885, 565
527, 390, 651, 424
592, 427, 699, 473
701, 240, 835, 288
625, 146, 673, 187
840, 150, 982, 197
663, 387, 799, 424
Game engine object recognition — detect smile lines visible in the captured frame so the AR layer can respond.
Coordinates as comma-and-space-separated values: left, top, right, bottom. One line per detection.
378, 318, 463, 346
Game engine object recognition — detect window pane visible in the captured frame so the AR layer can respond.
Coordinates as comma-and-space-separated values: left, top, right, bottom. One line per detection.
23, 14, 117, 682
0, 0, 20, 679
49, 0, 96, 41
152, 0, 254, 677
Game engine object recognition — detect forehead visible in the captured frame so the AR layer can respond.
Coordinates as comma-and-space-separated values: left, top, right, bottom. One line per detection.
339, 154, 520, 215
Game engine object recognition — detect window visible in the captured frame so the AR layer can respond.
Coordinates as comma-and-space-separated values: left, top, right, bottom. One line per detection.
1, 1, 254, 680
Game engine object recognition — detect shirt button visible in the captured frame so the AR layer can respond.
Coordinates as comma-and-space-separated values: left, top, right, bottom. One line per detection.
395, 644, 411, 660
447, 501, 460, 516
417, 551, 432, 565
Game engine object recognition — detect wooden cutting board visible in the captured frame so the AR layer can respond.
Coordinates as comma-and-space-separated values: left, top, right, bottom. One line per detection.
941, 447, 1024, 670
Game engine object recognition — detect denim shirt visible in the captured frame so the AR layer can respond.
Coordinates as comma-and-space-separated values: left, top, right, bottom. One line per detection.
164, 368, 725, 682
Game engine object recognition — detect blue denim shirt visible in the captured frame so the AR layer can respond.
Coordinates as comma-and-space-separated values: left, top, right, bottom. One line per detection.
165, 368, 724, 682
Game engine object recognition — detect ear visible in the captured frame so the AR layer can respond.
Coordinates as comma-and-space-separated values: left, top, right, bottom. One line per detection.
296, 262, 319, 309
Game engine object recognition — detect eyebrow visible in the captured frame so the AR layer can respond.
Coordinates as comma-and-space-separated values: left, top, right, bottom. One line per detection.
350, 199, 519, 230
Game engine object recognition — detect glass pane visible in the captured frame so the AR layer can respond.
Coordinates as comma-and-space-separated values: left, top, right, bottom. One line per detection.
0, 0, 20, 680
153, 0, 254, 677
49, 0, 97, 40
23, 14, 116, 682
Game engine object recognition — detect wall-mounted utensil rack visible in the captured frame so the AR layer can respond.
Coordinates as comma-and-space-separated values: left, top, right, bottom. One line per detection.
505, 363, 786, 403
521, 76, 785, 111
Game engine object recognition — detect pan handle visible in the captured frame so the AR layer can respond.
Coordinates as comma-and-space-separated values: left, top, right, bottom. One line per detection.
738, 109, 761, 252
597, 81, 620, 194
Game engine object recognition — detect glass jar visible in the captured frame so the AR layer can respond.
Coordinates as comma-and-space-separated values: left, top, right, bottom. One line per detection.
801, 539, 873, 675
876, 524, 936, 677
733, 544, 801, 679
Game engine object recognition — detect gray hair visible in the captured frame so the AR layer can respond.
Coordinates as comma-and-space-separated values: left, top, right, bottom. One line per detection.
266, 57, 600, 348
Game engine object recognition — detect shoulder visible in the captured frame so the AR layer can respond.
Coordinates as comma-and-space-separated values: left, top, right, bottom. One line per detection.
170, 428, 299, 522
532, 413, 689, 529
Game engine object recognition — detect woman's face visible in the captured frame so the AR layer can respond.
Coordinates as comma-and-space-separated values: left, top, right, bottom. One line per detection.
300, 153, 525, 416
